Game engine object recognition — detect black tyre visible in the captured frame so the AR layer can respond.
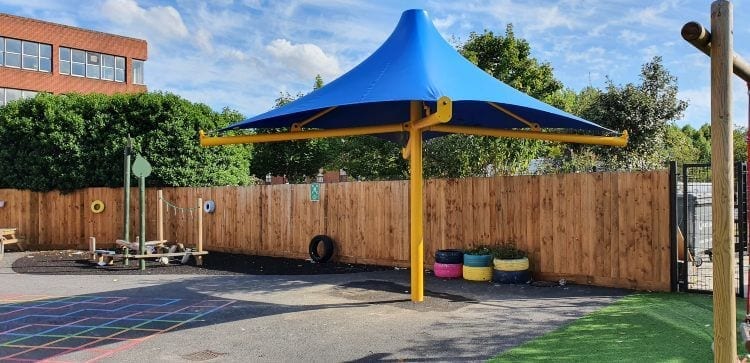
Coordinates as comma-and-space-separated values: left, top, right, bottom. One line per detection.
435, 249, 463, 264
309, 235, 335, 263
492, 269, 532, 284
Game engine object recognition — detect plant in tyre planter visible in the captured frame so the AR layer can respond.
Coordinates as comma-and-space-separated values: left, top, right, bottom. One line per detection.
490, 243, 531, 284
462, 245, 493, 281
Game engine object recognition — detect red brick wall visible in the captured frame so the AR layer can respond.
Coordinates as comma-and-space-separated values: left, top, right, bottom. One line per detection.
0, 13, 147, 95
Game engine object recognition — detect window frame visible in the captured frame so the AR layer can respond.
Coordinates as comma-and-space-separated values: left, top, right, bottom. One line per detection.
132, 59, 145, 85
4, 38, 22, 69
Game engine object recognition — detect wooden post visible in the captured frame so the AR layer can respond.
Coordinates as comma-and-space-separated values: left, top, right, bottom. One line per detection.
710, 1, 736, 361
196, 197, 203, 266
157, 190, 164, 243
408, 101, 424, 303
138, 175, 146, 271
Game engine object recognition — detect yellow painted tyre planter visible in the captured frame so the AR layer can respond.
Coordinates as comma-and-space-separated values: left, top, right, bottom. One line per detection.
90, 200, 105, 214
493, 257, 529, 271
462, 265, 492, 282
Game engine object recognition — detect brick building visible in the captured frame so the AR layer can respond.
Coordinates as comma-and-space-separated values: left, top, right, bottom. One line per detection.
0, 13, 147, 106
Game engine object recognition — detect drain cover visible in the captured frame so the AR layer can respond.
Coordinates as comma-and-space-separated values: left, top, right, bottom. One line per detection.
181, 350, 227, 361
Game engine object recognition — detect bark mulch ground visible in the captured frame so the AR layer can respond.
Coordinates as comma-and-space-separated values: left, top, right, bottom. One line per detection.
11, 250, 394, 275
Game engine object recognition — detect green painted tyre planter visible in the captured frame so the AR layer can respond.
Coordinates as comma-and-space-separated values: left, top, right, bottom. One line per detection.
463, 265, 493, 281
493, 257, 529, 271
463, 253, 492, 267
492, 269, 532, 284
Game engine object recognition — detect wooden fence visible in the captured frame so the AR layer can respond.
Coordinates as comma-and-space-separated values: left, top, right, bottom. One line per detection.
0, 170, 670, 291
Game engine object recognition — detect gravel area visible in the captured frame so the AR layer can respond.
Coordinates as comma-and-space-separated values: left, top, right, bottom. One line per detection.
11, 250, 393, 275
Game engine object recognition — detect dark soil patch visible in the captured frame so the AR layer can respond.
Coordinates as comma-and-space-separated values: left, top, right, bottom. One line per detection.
11, 250, 393, 275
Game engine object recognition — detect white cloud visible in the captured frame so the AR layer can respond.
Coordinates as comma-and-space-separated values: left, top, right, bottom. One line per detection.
433, 15, 457, 30
265, 39, 342, 80
194, 28, 213, 52
100, 0, 188, 41
619, 30, 646, 46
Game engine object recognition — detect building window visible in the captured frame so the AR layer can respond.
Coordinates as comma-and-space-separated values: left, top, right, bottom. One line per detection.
115, 57, 125, 82
39, 44, 51, 72
86, 52, 100, 79
0, 37, 50, 72
71, 49, 85, 77
4, 38, 21, 68
132, 59, 144, 85
101, 54, 114, 81
59, 46, 125, 82
59, 47, 70, 74
0, 88, 38, 107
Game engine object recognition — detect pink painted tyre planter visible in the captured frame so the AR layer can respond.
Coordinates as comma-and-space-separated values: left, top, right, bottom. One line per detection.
434, 262, 463, 278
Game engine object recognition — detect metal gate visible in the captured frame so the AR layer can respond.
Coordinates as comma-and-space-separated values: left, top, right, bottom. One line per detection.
676, 162, 747, 295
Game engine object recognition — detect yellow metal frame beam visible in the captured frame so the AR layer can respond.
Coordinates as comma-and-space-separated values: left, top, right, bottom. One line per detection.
428, 125, 628, 147
291, 106, 337, 131
488, 102, 541, 131
199, 123, 406, 146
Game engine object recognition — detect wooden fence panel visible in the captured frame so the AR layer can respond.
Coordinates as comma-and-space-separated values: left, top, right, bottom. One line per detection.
0, 170, 671, 291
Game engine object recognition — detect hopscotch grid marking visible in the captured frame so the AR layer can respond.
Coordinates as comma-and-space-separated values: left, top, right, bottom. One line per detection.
0, 295, 234, 363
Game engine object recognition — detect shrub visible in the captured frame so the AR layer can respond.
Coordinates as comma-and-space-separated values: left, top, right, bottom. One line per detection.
0, 92, 251, 191
464, 245, 492, 255
490, 243, 527, 259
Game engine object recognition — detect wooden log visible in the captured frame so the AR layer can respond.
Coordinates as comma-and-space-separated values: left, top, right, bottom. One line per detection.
681, 20, 750, 83
125, 251, 208, 259
710, 1, 737, 361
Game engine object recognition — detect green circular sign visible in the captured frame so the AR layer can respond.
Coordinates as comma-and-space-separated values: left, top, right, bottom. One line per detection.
132, 155, 152, 178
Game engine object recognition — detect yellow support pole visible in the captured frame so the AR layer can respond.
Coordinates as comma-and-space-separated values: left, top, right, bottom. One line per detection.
428, 125, 628, 147
408, 100, 424, 303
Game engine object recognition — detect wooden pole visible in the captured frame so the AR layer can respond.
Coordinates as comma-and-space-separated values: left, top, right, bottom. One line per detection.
682, 21, 750, 83
157, 190, 164, 242
710, 1, 736, 361
138, 175, 146, 271
197, 197, 203, 266
408, 101, 424, 303
123, 137, 131, 266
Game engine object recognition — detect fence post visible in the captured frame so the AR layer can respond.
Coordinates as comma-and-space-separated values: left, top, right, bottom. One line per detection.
669, 161, 678, 292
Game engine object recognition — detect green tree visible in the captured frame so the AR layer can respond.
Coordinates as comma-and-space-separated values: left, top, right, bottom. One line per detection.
249, 76, 336, 182
665, 124, 700, 165
582, 57, 688, 170
680, 123, 748, 163
734, 126, 747, 163
0, 92, 250, 191
461, 25, 562, 99
423, 25, 561, 178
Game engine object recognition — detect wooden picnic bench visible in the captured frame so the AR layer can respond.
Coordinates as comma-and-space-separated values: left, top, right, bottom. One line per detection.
0, 228, 25, 257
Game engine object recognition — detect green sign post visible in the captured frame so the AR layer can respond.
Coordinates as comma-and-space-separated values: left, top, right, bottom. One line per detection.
132, 155, 152, 270
310, 183, 320, 202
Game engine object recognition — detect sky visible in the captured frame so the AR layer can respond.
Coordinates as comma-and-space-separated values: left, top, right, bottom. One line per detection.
1, 0, 748, 129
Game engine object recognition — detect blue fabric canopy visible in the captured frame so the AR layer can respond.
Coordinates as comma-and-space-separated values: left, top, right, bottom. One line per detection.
224, 9, 614, 137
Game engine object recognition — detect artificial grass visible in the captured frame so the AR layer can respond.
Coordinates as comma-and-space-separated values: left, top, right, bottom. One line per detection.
492, 292, 746, 362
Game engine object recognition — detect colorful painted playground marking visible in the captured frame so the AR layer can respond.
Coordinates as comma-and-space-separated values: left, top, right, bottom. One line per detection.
0, 295, 234, 362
